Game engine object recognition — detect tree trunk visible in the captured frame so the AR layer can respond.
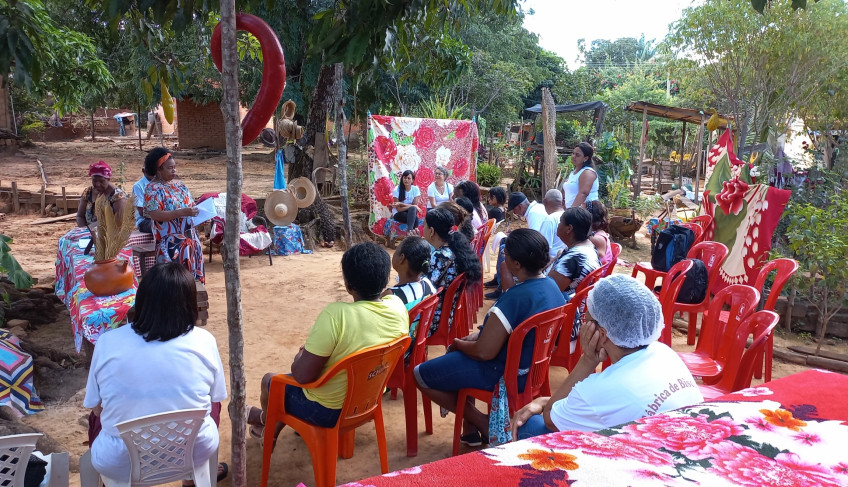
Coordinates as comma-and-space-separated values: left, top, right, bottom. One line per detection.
218, 2, 247, 485
334, 63, 353, 248
90, 111, 95, 141
540, 87, 557, 194
290, 63, 338, 180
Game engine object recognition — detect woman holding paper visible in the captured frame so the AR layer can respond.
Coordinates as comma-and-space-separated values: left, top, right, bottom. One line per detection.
143, 147, 205, 283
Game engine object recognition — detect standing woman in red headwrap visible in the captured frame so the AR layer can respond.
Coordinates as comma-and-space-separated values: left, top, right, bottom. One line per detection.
76, 161, 128, 227
142, 147, 205, 283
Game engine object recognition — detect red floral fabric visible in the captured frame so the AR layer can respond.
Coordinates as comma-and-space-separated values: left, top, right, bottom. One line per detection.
343, 370, 848, 487
368, 115, 479, 236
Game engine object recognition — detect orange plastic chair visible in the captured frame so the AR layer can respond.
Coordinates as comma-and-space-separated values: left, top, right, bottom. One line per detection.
677, 284, 759, 384
601, 242, 622, 277
260, 335, 411, 487
385, 294, 440, 457
699, 310, 779, 400
550, 285, 594, 371
671, 241, 730, 345
655, 259, 694, 346
451, 305, 567, 456
428, 273, 469, 349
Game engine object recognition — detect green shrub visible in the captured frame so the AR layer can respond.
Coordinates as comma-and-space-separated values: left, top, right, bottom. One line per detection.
476, 163, 502, 187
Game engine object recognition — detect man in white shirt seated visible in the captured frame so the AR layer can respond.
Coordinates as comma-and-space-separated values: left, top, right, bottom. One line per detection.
539, 189, 565, 259
511, 275, 704, 439
485, 192, 550, 299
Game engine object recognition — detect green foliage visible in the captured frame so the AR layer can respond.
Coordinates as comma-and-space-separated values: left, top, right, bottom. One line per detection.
752, 0, 819, 13
579, 35, 657, 68
594, 132, 632, 200
476, 163, 502, 187
414, 94, 468, 120
0, 0, 47, 86
783, 190, 848, 347
0, 235, 33, 291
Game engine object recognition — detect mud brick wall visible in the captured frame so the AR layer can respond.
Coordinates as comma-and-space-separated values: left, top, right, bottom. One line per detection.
177, 98, 273, 150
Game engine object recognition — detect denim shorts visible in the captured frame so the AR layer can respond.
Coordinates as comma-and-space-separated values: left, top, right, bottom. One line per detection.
284, 384, 341, 428
414, 351, 504, 391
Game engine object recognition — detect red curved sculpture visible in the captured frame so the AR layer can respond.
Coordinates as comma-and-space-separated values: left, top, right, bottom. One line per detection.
211, 14, 286, 146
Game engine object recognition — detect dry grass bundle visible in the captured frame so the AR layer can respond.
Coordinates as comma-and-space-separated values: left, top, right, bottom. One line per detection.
93, 195, 135, 261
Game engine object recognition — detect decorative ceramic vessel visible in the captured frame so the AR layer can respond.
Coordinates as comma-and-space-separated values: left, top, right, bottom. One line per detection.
83, 258, 133, 296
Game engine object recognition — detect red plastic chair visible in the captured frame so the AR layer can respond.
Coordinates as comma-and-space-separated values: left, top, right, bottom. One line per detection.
655, 259, 694, 346
550, 285, 594, 371
469, 219, 495, 320
752, 258, 798, 381
385, 294, 441, 457
601, 242, 622, 277
677, 284, 759, 383
574, 265, 606, 295
679, 222, 704, 245
699, 310, 780, 400
672, 241, 730, 345
451, 305, 567, 456
631, 228, 720, 290
260, 335, 410, 487
428, 273, 469, 349
689, 214, 714, 236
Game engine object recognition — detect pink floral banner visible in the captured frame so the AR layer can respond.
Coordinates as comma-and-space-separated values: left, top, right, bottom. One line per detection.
368, 115, 478, 234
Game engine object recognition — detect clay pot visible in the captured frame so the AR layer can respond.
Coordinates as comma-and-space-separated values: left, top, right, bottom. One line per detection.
84, 258, 134, 296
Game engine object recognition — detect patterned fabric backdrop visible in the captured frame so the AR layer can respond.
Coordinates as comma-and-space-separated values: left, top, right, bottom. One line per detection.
368, 115, 479, 234
701, 129, 791, 290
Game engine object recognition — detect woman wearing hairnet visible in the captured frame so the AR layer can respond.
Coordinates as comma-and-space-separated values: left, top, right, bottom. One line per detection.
511, 275, 703, 440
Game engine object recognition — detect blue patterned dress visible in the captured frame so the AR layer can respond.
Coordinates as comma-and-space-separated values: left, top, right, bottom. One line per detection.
143, 180, 205, 283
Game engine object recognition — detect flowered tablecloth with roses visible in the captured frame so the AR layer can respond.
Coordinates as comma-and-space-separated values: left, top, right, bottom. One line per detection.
368, 115, 479, 235
343, 369, 848, 486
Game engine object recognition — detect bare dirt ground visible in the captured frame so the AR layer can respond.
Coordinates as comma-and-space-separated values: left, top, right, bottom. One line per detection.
0, 138, 834, 486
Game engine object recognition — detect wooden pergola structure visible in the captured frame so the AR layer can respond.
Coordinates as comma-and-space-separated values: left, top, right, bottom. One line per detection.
625, 101, 733, 203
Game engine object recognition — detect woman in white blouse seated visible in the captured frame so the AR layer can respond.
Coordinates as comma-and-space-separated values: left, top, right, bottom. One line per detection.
84, 262, 227, 484
393, 169, 423, 233
427, 166, 453, 209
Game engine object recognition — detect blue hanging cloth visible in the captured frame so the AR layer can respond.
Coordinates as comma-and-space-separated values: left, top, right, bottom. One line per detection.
274, 149, 287, 190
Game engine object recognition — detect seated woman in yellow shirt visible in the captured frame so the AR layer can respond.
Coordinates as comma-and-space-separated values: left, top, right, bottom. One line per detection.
247, 242, 409, 442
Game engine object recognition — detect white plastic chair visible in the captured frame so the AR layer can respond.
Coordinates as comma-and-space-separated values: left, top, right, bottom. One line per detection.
100, 408, 214, 487
0, 433, 42, 487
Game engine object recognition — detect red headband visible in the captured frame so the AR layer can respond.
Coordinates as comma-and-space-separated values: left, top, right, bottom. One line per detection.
89, 161, 112, 178
157, 154, 171, 169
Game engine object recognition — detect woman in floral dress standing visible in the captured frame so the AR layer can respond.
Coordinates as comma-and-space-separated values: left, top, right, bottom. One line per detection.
143, 147, 204, 283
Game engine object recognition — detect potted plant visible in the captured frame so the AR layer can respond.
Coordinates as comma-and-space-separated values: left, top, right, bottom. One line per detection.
83, 196, 136, 296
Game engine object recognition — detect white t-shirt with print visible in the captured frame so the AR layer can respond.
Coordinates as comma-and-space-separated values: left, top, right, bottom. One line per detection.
84, 325, 227, 480
550, 342, 703, 432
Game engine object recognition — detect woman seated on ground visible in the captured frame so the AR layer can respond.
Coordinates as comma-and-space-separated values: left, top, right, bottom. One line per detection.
587, 200, 613, 266
427, 166, 453, 209
143, 148, 205, 283
487, 187, 507, 223
247, 243, 408, 443
392, 169, 422, 235
438, 200, 476, 243
454, 181, 488, 228
76, 161, 128, 227
84, 262, 228, 484
415, 229, 565, 446
422, 208, 482, 335
549, 207, 601, 302
511, 275, 703, 439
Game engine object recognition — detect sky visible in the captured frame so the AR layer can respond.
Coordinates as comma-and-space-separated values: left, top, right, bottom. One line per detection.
522, 0, 697, 69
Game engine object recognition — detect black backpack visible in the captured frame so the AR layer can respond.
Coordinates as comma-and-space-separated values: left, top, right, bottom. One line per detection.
677, 258, 709, 304
651, 225, 696, 272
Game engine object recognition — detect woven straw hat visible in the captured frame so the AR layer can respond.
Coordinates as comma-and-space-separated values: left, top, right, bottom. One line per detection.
264, 189, 298, 227
288, 177, 317, 208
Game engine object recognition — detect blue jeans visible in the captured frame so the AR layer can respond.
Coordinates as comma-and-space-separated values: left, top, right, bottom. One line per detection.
284, 384, 341, 428
414, 351, 504, 391
517, 414, 555, 440
494, 241, 507, 285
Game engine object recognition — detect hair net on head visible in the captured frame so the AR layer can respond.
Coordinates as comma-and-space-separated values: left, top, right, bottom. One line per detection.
586, 274, 663, 348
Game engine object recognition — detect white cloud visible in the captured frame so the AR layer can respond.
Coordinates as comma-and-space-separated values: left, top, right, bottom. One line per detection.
522, 0, 698, 70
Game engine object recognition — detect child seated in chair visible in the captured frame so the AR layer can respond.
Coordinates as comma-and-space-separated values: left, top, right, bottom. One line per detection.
383, 236, 437, 355
248, 242, 409, 441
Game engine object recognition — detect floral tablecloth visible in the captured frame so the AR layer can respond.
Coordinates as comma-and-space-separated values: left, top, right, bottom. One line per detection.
344, 369, 848, 486
55, 227, 137, 352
